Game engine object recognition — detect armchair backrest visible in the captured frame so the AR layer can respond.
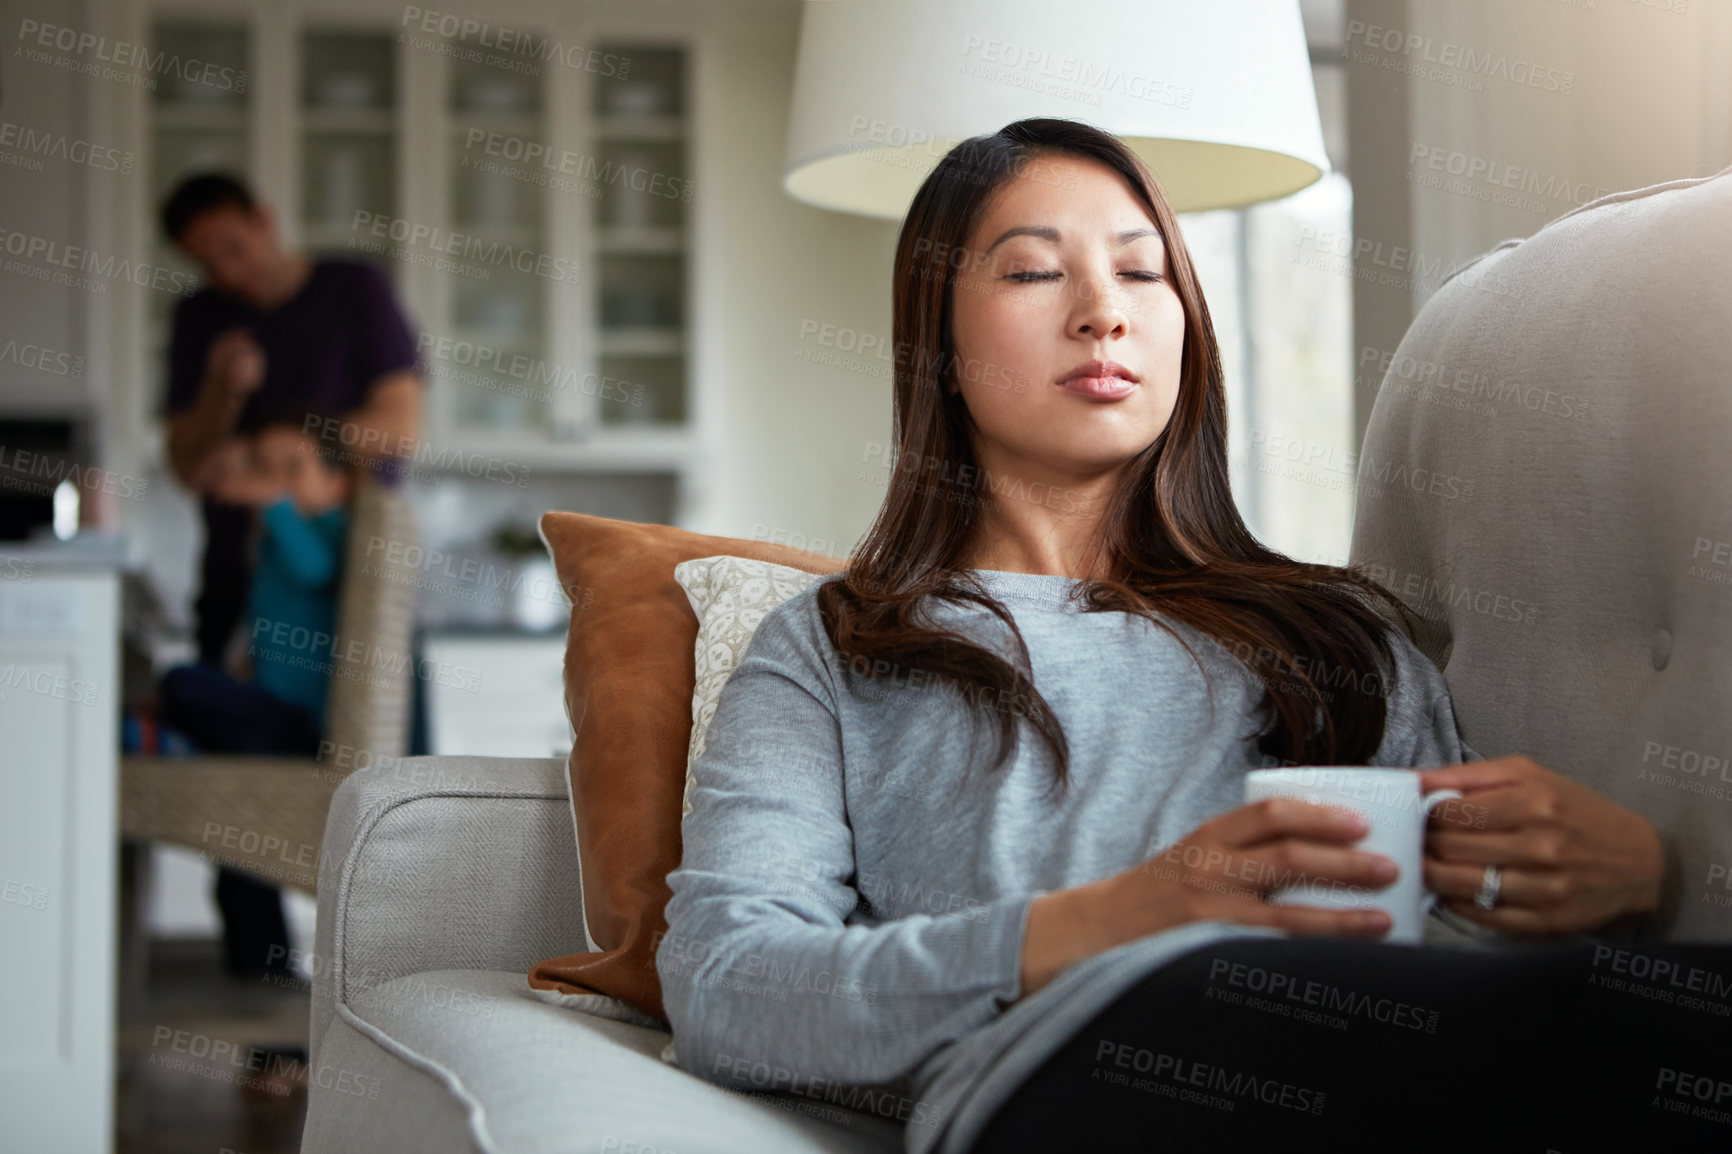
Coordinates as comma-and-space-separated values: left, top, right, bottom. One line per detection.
323, 470, 418, 770
1349, 165, 1732, 940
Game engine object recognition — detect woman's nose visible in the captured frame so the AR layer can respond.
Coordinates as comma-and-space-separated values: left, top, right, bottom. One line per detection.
1071, 277, 1130, 338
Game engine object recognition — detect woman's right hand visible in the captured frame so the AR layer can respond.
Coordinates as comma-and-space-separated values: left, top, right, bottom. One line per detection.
1017, 798, 1399, 1000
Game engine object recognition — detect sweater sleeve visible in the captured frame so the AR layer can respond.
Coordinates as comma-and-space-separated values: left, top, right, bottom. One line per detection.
1370, 632, 1480, 771
658, 599, 1036, 1092
260, 498, 343, 589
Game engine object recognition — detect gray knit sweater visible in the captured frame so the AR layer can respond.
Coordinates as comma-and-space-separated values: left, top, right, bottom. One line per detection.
658, 569, 1474, 1153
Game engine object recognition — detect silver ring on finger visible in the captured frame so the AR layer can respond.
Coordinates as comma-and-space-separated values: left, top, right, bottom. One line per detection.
1474, 864, 1502, 911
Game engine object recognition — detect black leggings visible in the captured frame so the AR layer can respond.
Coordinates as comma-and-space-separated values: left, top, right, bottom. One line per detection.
967, 936, 1732, 1153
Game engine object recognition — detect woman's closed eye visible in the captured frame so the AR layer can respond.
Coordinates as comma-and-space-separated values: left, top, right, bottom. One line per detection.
1005, 269, 1164, 283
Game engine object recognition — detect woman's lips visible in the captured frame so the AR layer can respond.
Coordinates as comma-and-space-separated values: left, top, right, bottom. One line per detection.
1056, 375, 1138, 401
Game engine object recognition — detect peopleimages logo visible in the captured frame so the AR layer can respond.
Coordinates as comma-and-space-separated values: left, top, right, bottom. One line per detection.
348, 210, 583, 284
1654, 1067, 1731, 1127
652, 928, 879, 1005
859, 441, 1079, 513
1357, 453, 1474, 501
302, 415, 532, 489
1408, 144, 1614, 211
1358, 346, 1591, 422
0, 120, 134, 174
15, 18, 249, 93
709, 1052, 945, 1128
0, 445, 146, 500
399, 8, 630, 76
956, 36, 1193, 110
1093, 1038, 1327, 1115
0, 227, 198, 297
1207, 957, 1441, 1033
461, 129, 693, 202
1342, 20, 1575, 95
1591, 944, 1732, 999
0, 661, 99, 706
1355, 561, 1540, 627
0, 338, 84, 379
416, 332, 642, 407
249, 617, 483, 692
1704, 863, 1732, 911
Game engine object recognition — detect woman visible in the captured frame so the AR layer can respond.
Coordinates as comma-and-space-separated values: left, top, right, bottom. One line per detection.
658, 120, 1713, 1152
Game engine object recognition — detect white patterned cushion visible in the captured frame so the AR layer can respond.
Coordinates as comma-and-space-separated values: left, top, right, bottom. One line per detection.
672, 555, 827, 817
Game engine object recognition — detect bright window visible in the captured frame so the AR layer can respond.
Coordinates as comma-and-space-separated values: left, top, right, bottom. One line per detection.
1180, 53, 1354, 566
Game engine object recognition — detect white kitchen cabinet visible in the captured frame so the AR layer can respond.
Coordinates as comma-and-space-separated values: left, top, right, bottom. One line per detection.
421, 631, 571, 758
116, 0, 701, 516
0, 559, 120, 1154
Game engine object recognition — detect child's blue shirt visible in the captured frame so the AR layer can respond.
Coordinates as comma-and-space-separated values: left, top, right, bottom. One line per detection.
247, 498, 347, 730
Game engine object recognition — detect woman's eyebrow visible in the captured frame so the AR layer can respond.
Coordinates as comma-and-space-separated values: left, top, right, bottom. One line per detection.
984, 225, 1163, 251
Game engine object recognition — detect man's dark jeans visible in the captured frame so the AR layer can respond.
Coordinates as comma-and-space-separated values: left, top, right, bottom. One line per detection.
158, 661, 322, 980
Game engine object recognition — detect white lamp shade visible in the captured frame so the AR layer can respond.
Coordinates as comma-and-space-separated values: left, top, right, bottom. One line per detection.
784, 0, 1329, 219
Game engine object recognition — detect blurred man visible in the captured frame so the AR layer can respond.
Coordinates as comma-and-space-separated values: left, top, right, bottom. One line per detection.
158, 172, 422, 982
161, 172, 421, 667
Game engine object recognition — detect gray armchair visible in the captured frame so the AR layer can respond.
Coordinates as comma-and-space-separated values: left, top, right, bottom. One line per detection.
1349, 165, 1732, 941
302, 755, 901, 1154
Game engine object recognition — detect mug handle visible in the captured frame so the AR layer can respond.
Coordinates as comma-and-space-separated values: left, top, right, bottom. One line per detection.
1417, 789, 1465, 914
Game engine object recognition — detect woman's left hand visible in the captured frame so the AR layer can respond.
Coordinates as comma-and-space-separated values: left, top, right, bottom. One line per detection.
1418, 756, 1665, 935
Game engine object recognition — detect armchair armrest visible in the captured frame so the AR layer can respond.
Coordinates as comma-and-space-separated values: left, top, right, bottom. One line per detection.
308, 755, 583, 1063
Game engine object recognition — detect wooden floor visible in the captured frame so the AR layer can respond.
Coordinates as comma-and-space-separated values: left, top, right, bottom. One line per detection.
116, 938, 311, 1154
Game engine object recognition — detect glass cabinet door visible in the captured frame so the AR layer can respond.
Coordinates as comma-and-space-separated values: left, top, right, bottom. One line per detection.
300, 29, 398, 277
442, 50, 551, 434
137, 13, 697, 462
593, 45, 688, 428
146, 21, 251, 394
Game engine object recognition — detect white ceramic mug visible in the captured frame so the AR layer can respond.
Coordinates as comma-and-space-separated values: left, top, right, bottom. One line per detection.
1243, 767, 1463, 944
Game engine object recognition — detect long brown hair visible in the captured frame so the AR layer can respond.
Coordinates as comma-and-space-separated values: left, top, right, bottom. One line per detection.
818, 117, 1415, 798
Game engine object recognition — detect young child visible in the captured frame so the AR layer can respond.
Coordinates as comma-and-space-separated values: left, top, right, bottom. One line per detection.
157, 410, 351, 986
222, 414, 352, 733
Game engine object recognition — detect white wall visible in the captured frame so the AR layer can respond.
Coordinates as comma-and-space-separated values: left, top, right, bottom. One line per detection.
686, 2, 898, 555
1407, 0, 1732, 287
1347, 0, 1732, 402
0, 0, 100, 420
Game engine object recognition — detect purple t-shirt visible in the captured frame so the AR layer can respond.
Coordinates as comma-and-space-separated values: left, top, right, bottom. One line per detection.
162, 259, 421, 663
165, 259, 419, 427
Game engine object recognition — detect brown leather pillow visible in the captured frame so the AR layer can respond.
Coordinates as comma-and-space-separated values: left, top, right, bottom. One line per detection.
526, 511, 848, 1021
